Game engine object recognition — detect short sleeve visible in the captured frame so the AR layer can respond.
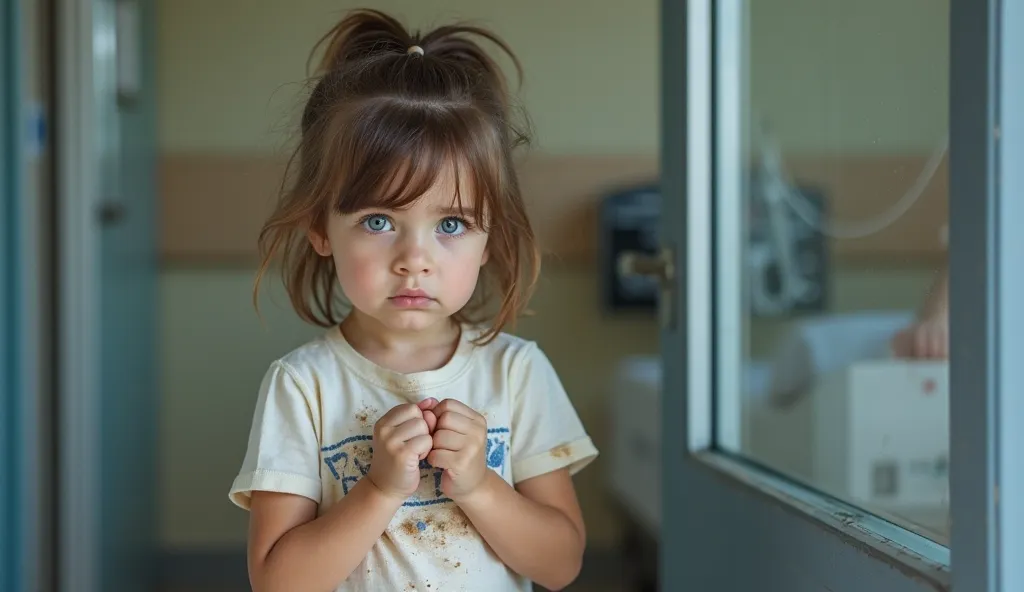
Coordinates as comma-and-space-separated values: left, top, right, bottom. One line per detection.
509, 342, 599, 483
228, 361, 322, 510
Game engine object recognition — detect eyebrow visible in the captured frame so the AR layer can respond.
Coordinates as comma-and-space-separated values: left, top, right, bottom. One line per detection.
436, 206, 477, 218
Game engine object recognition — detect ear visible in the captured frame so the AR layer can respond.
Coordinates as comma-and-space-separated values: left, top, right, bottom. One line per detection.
308, 229, 332, 257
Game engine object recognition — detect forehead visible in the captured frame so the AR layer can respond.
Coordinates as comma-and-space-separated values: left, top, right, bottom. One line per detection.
377, 159, 476, 213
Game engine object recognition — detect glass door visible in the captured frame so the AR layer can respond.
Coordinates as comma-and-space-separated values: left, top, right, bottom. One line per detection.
648, 0, 1024, 590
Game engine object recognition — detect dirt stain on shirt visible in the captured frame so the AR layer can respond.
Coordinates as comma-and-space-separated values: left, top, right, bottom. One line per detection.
355, 406, 380, 429
398, 506, 473, 549
550, 444, 572, 458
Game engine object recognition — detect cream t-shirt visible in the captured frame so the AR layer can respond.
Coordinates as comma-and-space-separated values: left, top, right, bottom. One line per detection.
229, 324, 598, 592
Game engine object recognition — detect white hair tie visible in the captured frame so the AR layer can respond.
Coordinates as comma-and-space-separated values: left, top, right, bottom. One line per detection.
407, 45, 424, 56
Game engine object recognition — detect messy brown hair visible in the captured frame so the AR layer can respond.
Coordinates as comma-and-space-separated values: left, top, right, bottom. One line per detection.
254, 8, 540, 344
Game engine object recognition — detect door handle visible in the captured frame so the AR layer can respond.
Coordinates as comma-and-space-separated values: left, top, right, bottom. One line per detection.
617, 245, 677, 329
617, 248, 675, 283
97, 201, 127, 226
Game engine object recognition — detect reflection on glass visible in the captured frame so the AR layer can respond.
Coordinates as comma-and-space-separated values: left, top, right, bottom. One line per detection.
718, 0, 951, 544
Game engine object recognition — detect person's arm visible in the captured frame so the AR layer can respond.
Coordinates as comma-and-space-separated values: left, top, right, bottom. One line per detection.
427, 377, 594, 590
247, 480, 404, 592
247, 397, 436, 592
457, 469, 585, 590
919, 264, 949, 320
892, 265, 949, 359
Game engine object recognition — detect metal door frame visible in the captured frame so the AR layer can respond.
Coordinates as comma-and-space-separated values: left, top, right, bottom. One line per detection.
2, 0, 48, 589
55, 0, 103, 588
0, 0, 22, 584
660, 0, 1024, 590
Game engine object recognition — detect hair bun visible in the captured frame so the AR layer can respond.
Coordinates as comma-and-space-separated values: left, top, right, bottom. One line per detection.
309, 9, 414, 75
308, 9, 522, 93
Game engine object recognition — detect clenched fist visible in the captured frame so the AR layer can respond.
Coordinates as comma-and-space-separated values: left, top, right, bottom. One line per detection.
426, 399, 489, 501
366, 399, 437, 500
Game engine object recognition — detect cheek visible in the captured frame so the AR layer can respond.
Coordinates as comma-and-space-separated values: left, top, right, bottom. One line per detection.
441, 239, 487, 297
447, 261, 482, 292
333, 241, 388, 296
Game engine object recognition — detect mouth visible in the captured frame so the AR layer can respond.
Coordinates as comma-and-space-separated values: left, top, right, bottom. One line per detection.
389, 289, 435, 309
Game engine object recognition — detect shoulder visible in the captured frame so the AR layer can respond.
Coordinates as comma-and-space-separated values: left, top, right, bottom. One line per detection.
263, 330, 344, 394
467, 327, 539, 364
465, 328, 558, 384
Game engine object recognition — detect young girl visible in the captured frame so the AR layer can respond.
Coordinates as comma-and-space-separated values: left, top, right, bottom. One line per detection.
228, 9, 597, 592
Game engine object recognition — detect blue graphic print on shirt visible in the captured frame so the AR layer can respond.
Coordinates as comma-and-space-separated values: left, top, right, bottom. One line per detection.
321, 427, 510, 507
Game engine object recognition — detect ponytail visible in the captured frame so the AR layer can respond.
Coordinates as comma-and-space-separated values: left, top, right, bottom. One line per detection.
307, 9, 412, 75
308, 8, 521, 90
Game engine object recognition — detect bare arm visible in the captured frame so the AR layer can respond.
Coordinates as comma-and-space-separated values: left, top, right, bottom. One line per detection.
247, 480, 403, 592
456, 469, 586, 591
919, 264, 949, 319
247, 400, 435, 591
892, 265, 949, 359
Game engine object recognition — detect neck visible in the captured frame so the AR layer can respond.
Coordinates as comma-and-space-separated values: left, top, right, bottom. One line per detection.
340, 311, 460, 354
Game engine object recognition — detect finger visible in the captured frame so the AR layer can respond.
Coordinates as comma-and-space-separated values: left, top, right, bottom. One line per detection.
377, 403, 424, 429
927, 329, 943, 359
918, 325, 934, 358
890, 330, 910, 358
918, 329, 933, 358
422, 409, 437, 434
932, 325, 948, 359
417, 397, 438, 411
388, 417, 430, 443
436, 411, 479, 436
436, 410, 479, 435
434, 399, 486, 425
426, 449, 459, 470
431, 429, 467, 452
405, 434, 434, 461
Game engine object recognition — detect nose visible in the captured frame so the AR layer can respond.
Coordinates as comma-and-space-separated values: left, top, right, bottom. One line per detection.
392, 235, 434, 276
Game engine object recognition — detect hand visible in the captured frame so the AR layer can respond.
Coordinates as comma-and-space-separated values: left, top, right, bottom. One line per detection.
891, 316, 949, 359
427, 399, 489, 502
366, 399, 437, 501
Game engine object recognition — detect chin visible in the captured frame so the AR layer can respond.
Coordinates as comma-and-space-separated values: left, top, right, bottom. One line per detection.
377, 310, 451, 333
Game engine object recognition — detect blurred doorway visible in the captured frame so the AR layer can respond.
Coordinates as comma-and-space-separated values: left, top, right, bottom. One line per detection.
54, 0, 160, 590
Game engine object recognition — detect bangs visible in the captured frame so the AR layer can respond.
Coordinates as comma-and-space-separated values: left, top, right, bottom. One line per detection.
320, 99, 507, 228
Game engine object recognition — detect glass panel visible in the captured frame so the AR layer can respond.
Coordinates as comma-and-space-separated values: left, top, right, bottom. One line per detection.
716, 0, 951, 545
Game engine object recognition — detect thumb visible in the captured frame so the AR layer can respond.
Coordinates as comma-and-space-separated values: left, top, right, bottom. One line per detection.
423, 409, 437, 434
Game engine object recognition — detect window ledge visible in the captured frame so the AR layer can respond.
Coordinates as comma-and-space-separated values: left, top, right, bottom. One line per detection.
691, 450, 951, 590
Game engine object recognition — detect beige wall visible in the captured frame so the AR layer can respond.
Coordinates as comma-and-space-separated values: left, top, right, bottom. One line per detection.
749, 0, 948, 154
157, 0, 660, 155
156, 0, 948, 551
158, 0, 949, 156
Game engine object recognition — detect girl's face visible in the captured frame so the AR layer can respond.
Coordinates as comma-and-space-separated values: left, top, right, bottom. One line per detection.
311, 165, 489, 335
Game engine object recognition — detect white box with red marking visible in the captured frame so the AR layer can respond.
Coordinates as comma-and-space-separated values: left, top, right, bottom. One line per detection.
812, 360, 949, 508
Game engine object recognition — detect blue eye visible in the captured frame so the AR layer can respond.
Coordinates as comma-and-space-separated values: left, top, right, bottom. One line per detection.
361, 215, 393, 233
437, 217, 465, 236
